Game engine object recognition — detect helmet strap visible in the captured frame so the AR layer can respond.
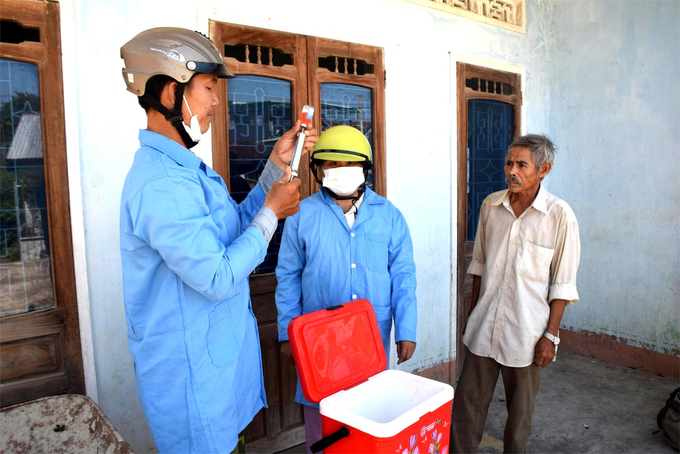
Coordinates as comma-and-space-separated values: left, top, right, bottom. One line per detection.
141, 83, 199, 149
324, 186, 364, 220
310, 157, 322, 185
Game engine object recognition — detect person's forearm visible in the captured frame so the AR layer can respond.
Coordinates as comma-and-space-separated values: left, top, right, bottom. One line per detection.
546, 299, 568, 335
250, 206, 277, 243
258, 158, 284, 194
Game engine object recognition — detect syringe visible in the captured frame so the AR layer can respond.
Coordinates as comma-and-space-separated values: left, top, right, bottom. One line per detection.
289, 105, 315, 182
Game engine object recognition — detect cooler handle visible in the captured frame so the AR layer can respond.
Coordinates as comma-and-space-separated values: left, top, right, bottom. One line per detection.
310, 427, 350, 453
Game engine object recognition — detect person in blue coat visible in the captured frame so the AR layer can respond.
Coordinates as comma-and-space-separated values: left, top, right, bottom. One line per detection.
275, 125, 418, 453
119, 28, 317, 454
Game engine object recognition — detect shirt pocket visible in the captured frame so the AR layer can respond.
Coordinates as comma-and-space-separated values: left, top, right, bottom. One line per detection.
207, 293, 245, 368
366, 233, 390, 272
372, 305, 392, 322
520, 242, 553, 283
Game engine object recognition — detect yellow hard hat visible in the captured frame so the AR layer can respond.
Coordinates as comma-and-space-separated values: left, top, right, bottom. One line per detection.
312, 125, 372, 164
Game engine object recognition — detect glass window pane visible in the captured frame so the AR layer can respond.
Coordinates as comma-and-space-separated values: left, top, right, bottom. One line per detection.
227, 75, 292, 275
320, 83, 374, 189
467, 99, 515, 241
1, 58, 54, 317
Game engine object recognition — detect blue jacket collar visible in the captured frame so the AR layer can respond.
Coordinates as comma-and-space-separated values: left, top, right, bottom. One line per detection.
319, 186, 385, 231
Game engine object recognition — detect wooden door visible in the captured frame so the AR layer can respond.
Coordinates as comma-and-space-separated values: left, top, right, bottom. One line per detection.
0, 0, 84, 406
456, 63, 521, 380
210, 22, 387, 452
306, 36, 386, 196
210, 22, 308, 453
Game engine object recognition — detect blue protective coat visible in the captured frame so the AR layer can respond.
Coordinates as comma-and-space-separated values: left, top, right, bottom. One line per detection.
275, 187, 417, 407
120, 130, 267, 453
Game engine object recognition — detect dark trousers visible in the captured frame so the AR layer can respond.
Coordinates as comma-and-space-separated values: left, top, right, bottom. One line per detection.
229, 431, 245, 454
450, 348, 540, 454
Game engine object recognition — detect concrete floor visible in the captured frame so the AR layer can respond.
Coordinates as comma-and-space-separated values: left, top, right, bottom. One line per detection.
478, 349, 678, 453
276, 350, 679, 453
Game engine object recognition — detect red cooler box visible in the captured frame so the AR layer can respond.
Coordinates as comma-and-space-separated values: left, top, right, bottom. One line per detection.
288, 299, 454, 454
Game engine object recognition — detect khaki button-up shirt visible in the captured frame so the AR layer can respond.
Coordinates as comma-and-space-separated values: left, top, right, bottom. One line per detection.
464, 185, 580, 367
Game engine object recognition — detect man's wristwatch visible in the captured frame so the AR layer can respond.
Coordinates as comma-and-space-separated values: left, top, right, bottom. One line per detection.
542, 331, 560, 346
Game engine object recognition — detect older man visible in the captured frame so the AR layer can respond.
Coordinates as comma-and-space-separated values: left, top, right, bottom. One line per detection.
450, 134, 580, 453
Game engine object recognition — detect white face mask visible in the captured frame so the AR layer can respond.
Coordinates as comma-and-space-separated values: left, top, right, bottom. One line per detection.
183, 95, 202, 143
322, 166, 365, 196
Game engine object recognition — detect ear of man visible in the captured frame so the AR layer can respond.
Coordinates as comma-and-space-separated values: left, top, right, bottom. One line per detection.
159, 80, 179, 110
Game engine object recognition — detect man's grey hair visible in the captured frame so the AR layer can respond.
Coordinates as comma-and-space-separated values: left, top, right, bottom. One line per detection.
507, 134, 556, 169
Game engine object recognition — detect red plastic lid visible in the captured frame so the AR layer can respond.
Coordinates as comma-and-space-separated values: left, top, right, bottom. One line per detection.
287, 299, 387, 403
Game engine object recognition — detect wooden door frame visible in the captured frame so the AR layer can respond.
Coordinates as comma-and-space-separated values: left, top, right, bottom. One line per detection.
306, 36, 386, 197
210, 22, 387, 201
208, 21, 388, 451
455, 62, 521, 380
209, 21, 310, 199
1, 0, 84, 405
210, 22, 320, 453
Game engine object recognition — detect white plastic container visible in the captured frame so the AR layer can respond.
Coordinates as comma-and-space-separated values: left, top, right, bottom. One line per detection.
289, 300, 454, 453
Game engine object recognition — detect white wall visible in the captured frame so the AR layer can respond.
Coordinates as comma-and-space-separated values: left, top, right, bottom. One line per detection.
546, 0, 680, 355
62, 0, 555, 451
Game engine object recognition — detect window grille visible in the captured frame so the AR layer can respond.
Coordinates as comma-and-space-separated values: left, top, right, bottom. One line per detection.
0, 21, 40, 44
466, 77, 513, 96
317, 56, 374, 75
223, 44, 293, 66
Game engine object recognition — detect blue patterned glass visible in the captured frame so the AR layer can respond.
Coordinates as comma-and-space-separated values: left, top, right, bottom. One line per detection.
320, 83, 374, 189
1, 58, 54, 317
467, 99, 515, 241
227, 75, 292, 274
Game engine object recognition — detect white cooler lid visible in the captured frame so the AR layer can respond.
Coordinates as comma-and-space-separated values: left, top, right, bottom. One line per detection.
319, 369, 454, 439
